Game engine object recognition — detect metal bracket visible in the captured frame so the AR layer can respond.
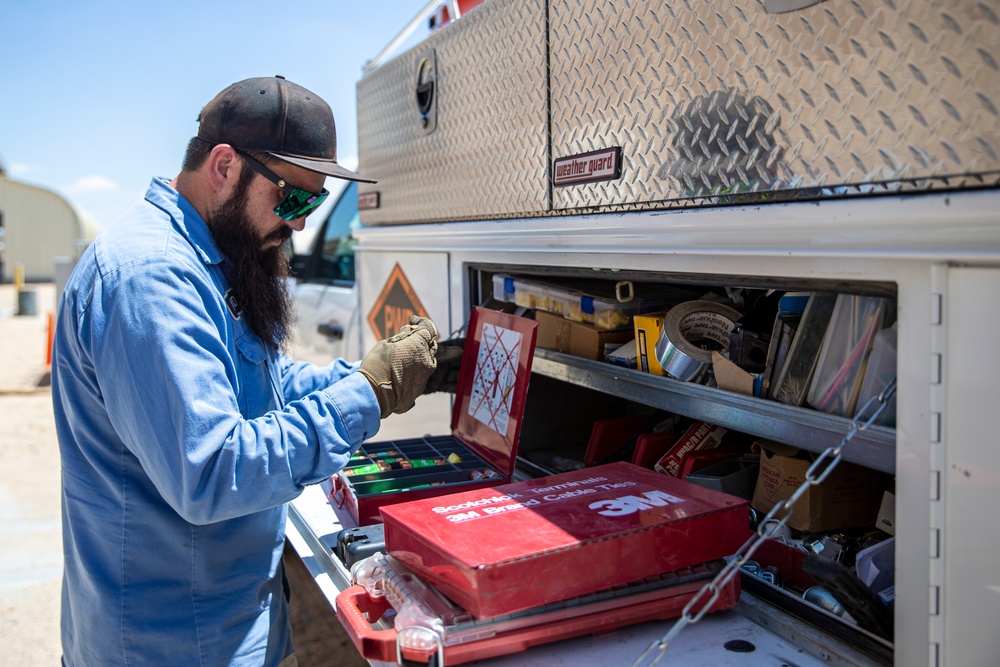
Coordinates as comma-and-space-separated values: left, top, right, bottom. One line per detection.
927, 268, 946, 667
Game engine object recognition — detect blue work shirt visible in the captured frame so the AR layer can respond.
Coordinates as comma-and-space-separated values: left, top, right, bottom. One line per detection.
52, 177, 381, 666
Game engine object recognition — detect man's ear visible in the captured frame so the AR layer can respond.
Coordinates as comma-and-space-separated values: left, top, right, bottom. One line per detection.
206, 144, 242, 198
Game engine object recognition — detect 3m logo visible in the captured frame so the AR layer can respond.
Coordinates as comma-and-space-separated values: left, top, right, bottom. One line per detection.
367, 263, 430, 341
588, 490, 684, 517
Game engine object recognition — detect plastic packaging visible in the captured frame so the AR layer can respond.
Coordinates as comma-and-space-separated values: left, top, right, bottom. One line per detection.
855, 322, 897, 426
492, 274, 699, 330
806, 295, 891, 417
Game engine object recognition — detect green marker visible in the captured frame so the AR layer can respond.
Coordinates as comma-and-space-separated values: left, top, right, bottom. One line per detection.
409, 458, 446, 468
344, 463, 381, 476
378, 483, 432, 494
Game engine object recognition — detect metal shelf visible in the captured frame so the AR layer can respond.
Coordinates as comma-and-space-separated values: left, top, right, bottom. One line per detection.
531, 349, 896, 475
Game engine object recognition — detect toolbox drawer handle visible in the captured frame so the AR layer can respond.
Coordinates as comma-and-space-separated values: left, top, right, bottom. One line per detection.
335, 586, 397, 663
415, 49, 438, 133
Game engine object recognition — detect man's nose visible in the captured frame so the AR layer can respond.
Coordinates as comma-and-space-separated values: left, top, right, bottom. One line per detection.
286, 217, 306, 232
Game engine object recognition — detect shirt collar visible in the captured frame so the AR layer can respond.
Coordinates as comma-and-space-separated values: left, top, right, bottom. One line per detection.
145, 177, 224, 266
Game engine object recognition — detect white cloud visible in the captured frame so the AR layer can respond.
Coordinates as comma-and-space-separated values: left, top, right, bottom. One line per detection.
66, 175, 118, 194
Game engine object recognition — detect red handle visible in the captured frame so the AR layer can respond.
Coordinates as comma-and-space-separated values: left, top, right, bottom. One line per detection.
336, 586, 397, 662
677, 445, 746, 479
328, 474, 346, 508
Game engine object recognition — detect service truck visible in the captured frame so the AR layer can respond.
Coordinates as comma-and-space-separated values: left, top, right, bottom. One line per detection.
286, 1, 1000, 665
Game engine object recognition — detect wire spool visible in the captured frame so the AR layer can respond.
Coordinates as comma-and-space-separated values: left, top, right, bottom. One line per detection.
654, 300, 742, 382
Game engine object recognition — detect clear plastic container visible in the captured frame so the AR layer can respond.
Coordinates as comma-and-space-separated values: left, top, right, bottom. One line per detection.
492, 274, 516, 303
513, 278, 545, 309
497, 275, 699, 330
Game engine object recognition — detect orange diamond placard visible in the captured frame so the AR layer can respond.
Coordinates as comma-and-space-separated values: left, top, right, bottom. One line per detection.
367, 263, 430, 341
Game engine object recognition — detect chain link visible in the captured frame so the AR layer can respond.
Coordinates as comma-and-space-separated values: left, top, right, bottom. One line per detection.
631, 378, 897, 667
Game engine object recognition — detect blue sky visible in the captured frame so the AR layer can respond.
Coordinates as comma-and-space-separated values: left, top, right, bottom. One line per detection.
0, 0, 433, 239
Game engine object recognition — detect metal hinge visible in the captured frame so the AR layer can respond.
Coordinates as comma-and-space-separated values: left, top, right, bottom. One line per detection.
927, 271, 946, 667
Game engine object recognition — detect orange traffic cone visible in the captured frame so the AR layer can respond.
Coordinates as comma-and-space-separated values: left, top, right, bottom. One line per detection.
45, 311, 55, 367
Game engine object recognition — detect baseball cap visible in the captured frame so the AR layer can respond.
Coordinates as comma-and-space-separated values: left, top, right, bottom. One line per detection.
197, 75, 375, 184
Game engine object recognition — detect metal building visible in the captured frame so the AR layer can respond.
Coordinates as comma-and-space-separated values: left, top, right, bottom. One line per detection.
0, 168, 98, 283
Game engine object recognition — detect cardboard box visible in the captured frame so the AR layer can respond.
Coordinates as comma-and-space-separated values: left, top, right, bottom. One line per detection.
712, 351, 756, 396
634, 312, 667, 375
381, 462, 750, 618
535, 310, 634, 361
654, 420, 728, 477
751, 440, 883, 532
605, 339, 638, 369
331, 308, 538, 525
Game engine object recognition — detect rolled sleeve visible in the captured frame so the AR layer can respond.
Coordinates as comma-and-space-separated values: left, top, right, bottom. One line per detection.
279, 355, 359, 402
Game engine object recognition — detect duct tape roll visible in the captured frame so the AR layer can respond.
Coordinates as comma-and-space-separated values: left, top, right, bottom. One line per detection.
654, 300, 742, 382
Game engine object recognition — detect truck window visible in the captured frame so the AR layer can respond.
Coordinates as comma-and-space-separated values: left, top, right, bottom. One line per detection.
315, 181, 359, 283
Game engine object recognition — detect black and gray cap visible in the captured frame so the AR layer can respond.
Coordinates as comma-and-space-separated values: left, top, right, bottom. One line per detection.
197, 75, 375, 183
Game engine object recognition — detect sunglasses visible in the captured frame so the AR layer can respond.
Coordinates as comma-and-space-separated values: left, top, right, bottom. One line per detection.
235, 149, 329, 220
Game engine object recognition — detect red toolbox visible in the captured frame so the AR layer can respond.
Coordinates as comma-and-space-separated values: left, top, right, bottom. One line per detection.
336, 552, 740, 666
330, 307, 538, 525
380, 461, 751, 618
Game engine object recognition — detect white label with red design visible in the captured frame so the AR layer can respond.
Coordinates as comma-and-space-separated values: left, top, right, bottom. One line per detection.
553, 147, 622, 186
468, 324, 523, 435
358, 191, 380, 210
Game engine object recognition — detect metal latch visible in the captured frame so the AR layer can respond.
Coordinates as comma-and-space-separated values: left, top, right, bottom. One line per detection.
415, 48, 438, 134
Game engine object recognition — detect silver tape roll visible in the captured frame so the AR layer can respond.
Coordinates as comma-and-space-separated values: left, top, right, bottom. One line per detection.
654, 300, 742, 382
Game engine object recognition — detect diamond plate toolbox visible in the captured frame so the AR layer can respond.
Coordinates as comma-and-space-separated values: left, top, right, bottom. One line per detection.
358, 0, 1000, 222
551, 0, 1000, 211
357, 0, 549, 225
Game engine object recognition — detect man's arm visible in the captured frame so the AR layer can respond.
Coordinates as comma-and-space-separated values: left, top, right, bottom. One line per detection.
91, 259, 380, 525
279, 355, 358, 402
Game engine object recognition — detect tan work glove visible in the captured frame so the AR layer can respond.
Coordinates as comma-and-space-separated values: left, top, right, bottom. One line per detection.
359, 316, 439, 418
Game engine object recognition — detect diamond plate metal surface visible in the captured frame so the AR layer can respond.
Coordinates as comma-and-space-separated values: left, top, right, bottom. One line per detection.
551, 0, 1000, 210
357, 0, 548, 225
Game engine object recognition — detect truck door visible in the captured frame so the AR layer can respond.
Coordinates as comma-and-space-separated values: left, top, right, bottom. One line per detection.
289, 181, 363, 364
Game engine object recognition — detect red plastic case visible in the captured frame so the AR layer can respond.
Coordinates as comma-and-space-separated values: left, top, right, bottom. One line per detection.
330, 307, 539, 525
380, 461, 751, 618
336, 552, 739, 666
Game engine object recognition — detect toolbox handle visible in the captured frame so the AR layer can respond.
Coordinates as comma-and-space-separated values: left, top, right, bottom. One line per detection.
329, 475, 347, 508
335, 586, 398, 662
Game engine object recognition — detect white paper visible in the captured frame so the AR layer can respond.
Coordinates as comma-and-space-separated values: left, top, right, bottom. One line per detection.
469, 324, 523, 434
856, 536, 895, 593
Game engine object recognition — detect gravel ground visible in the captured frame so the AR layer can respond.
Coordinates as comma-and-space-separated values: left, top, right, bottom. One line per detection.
0, 283, 365, 667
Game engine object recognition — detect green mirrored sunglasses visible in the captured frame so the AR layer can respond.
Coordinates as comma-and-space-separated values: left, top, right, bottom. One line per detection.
235, 149, 329, 220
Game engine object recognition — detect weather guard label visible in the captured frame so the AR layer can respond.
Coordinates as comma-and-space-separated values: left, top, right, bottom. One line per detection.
553, 147, 623, 186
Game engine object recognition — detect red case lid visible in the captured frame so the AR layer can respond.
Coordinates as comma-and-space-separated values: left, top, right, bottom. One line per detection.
451, 307, 538, 478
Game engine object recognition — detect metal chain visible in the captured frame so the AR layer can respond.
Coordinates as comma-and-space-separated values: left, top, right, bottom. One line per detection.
631, 378, 897, 667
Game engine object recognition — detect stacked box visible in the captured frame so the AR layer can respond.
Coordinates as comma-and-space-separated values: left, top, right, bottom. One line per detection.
381, 461, 750, 618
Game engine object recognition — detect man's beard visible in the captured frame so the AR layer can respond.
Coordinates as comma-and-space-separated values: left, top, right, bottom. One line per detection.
208, 180, 293, 350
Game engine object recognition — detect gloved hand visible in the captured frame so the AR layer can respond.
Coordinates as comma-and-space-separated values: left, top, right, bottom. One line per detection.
359, 316, 439, 418
422, 338, 465, 394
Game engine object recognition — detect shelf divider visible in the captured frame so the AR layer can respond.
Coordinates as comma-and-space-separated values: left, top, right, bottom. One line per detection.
531, 349, 896, 475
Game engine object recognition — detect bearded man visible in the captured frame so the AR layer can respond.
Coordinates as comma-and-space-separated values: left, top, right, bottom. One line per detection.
52, 76, 439, 667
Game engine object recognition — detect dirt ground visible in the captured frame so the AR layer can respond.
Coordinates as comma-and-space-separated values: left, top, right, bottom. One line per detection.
0, 283, 365, 666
